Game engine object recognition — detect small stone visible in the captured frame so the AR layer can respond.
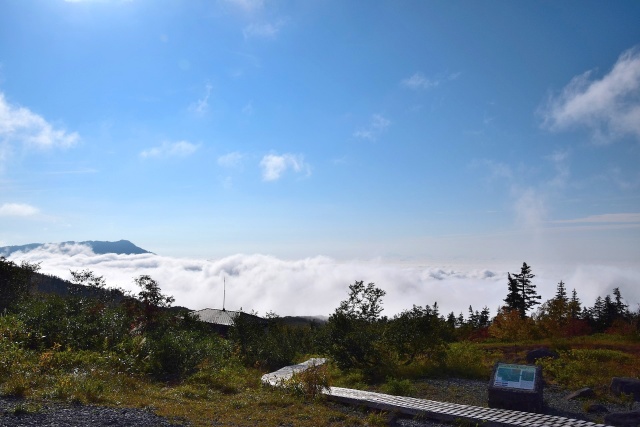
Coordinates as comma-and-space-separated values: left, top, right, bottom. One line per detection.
526, 348, 559, 364
586, 404, 609, 413
604, 410, 640, 427
566, 387, 595, 400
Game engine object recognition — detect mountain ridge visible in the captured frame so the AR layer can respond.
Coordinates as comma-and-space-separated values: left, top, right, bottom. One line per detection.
0, 239, 153, 257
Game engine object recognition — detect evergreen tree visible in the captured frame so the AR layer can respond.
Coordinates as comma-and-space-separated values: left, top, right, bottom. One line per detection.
478, 306, 491, 328
603, 295, 617, 330
468, 305, 479, 328
446, 312, 457, 329
505, 263, 541, 318
612, 287, 628, 318
555, 280, 568, 303
590, 296, 605, 330
503, 273, 524, 314
568, 288, 581, 319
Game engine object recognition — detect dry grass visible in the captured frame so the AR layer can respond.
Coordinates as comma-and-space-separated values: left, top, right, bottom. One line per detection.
1, 356, 373, 426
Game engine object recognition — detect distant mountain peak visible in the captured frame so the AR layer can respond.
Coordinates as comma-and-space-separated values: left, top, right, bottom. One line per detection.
0, 240, 153, 257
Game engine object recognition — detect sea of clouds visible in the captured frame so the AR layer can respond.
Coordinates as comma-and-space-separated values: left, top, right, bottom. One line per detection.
7, 243, 639, 318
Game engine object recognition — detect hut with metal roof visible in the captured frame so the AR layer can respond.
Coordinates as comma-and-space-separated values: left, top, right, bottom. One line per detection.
191, 308, 264, 335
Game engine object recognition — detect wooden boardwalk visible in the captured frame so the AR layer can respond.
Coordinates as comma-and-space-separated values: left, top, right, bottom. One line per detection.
262, 359, 613, 427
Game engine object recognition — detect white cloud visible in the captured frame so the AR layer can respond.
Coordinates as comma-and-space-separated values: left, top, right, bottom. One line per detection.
8, 245, 639, 318
512, 188, 547, 229
140, 140, 199, 158
546, 150, 570, 188
473, 159, 512, 182
225, 0, 264, 12
242, 101, 254, 116
402, 72, 440, 90
606, 166, 640, 190
243, 21, 284, 39
218, 151, 244, 168
260, 153, 310, 181
541, 46, 640, 143
353, 114, 391, 141
0, 92, 79, 150
401, 72, 460, 90
64, 0, 135, 3
189, 83, 213, 116
554, 213, 640, 225
0, 202, 39, 217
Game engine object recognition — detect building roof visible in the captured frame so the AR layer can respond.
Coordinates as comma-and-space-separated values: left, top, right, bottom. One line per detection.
192, 308, 240, 326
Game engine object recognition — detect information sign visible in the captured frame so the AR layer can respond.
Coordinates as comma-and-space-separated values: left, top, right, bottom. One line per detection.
493, 363, 537, 390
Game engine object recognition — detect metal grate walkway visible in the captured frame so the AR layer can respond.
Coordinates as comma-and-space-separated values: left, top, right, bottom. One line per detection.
262, 359, 613, 427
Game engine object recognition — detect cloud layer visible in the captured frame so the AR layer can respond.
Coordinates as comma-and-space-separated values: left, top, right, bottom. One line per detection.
8, 244, 639, 318
541, 46, 640, 143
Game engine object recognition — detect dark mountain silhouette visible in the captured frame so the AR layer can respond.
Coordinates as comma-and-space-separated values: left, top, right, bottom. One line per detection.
0, 240, 152, 257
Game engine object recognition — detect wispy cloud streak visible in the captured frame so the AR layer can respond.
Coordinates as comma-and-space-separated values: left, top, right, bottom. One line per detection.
401, 72, 460, 90
189, 83, 213, 116
0, 202, 39, 217
140, 140, 199, 158
554, 213, 640, 224
354, 114, 390, 140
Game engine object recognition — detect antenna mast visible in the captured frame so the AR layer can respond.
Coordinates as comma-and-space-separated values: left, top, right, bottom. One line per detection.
223, 276, 226, 311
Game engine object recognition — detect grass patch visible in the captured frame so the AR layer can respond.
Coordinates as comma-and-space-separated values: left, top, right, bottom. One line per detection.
537, 348, 640, 393
380, 378, 416, 396
443, 342, 494, 379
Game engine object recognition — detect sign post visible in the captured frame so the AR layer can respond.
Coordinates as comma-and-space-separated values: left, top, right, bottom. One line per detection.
488, 363, 543, 413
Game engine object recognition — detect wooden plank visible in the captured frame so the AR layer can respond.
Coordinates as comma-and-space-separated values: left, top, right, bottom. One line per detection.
263, 359, 614, 427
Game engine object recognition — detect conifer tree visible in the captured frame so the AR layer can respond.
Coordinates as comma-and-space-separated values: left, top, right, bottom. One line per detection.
568, 288, 581, 319
506, 262, 541, 319
612, 287, 628, 318
555, 280, 568, 303
503, 273, 524, 315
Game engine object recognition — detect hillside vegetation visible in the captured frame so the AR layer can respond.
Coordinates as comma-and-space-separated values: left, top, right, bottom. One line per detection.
1, 257, 639, 426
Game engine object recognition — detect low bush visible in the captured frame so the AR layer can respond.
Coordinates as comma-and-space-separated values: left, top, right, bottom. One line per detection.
381, 377, 416, 396
286, 363, 331, 401
537, 348, 640, 392
443, 342, 491, 379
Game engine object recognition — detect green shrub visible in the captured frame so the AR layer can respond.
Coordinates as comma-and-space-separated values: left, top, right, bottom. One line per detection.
537, 348, 639, 391
286, 363, 331, 401
1, 370, 32, 397
188, 363, 252, 394
381, 378, 416, 396
444, 342, 490, 379
139, 328, 231, 380
48, 371, 106, 403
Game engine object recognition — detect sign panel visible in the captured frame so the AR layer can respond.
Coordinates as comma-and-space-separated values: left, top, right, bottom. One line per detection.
493, 363, 536, 390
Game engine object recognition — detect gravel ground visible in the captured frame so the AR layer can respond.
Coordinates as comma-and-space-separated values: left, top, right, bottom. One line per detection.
392, 378, 639, 427
0, 397, 185, 427
1, 380, 637, 426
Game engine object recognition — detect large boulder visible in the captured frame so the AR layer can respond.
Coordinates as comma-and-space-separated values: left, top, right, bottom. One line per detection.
525, 347, 559, 364
610, 377, 640, 401
604, 410, 640, 427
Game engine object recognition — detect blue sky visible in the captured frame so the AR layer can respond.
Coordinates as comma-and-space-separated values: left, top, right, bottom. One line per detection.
1, 0, 640, 304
